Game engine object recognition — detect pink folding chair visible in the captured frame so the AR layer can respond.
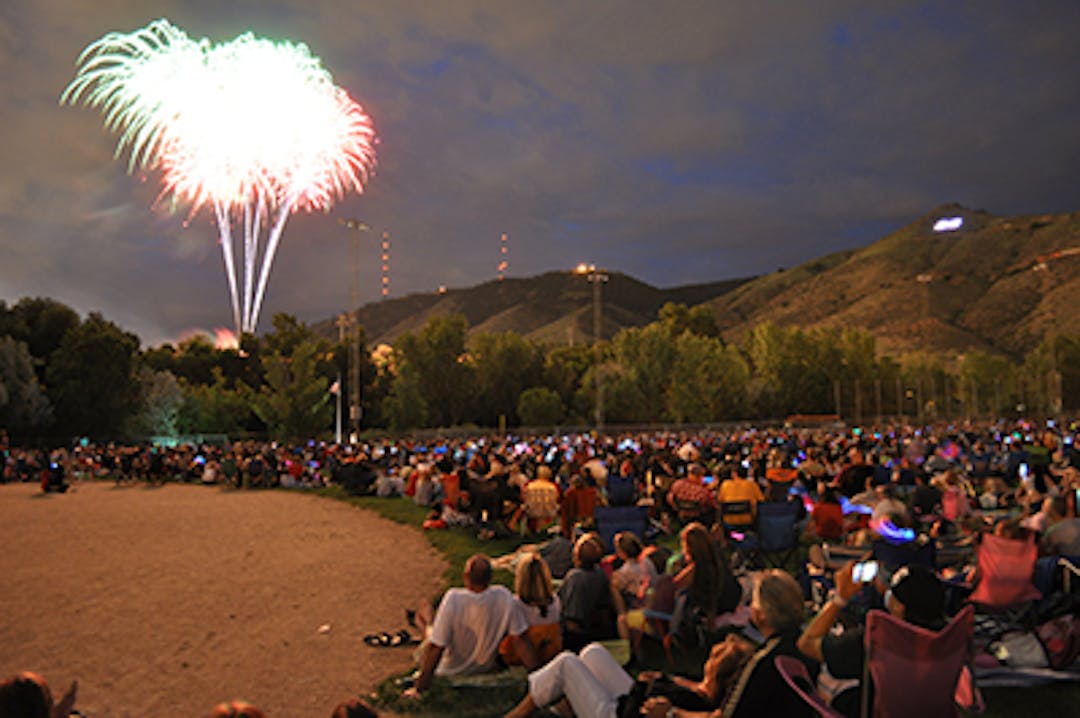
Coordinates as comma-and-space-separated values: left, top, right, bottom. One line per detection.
968, 533, 1042, 609
775, 655, 845, 718
862, 604, 975, 718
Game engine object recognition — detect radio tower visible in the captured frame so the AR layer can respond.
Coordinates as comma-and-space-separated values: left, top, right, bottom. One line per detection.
498, 232, 509, 281
381, 231, 391, 298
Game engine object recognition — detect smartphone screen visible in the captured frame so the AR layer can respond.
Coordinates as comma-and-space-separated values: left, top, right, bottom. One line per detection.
852, 561, 878, 583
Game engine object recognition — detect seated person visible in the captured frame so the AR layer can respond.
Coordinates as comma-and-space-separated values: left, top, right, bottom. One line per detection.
500, 553, 563, 665
668, 463, 718, 525
404, 554, 538, 698
1041, 496, 1080, 556
797, 562, 947, 717
609, 532, 658, 648
559, 534, 615, 652
674, 522, 742, 633
640, 570, 815, 718
717, 465, 763, 528
0, 671, 77, 718
503, 635, 755, 718
806, 485, 844, 541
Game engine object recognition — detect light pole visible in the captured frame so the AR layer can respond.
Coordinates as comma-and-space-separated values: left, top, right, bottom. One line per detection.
575, 263, 609, 432
339, 218, 369, 442
333, 313, 350, 444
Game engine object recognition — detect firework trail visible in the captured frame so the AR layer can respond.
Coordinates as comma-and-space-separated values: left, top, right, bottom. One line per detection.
62, 19, 377, 335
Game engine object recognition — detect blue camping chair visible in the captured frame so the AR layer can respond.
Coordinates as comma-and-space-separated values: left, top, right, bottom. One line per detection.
594, 505, 649, 552
756, 500, 802, 569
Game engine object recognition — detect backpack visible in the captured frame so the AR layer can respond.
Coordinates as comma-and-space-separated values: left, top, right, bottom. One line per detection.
1036, 614, 1080, 669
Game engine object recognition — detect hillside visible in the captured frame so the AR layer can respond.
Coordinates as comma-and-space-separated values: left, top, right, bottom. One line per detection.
315, 204, 1080, 358
313, 272, 752, 346
705, 204, 1080, 357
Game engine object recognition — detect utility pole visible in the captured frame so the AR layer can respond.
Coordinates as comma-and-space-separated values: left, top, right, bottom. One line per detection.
339, 218, 369, 442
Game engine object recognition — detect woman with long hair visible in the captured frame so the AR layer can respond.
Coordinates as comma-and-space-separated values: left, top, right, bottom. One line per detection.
676, 522, 741, 629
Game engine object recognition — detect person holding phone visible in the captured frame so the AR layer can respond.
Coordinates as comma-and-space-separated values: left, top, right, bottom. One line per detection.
796, 562, 946, 716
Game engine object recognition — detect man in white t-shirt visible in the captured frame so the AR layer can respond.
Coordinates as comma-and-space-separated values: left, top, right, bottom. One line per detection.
405, 554, 538, 698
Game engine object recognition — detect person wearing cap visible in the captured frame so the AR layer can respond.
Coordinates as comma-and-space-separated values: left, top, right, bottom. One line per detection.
796, 562, 946, 716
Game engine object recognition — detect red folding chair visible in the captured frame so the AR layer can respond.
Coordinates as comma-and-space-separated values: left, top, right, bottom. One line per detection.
862, 604, 976, 718
775, 655, 845, 718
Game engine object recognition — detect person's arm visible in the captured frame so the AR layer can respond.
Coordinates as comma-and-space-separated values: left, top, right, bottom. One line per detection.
796, 561, 859, 662
641, 697, 719, 718
405, 642, 444, 697
511, 631, 540, 671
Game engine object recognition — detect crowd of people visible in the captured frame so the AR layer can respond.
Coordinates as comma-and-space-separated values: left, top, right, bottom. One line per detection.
3, 417, 1080, 716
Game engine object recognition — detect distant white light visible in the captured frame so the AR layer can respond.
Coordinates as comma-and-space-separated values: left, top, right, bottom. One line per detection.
933, 216, 964, 232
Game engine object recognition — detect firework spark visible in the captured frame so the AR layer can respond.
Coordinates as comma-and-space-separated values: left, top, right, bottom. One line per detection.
62, 18, 377, 335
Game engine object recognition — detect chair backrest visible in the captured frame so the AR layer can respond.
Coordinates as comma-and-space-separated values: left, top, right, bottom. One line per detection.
594, 505, 649, 552
872, 537, 936, 577
774, 655, 845, 718
757, 501, 801, 552
675, 497, 712, 522
967, 533, 1042, 608
720, 500, 754, 529
863, 604, 974, 718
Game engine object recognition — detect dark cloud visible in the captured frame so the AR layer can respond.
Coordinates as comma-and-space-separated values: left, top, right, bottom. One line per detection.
2, 0, 1078, 345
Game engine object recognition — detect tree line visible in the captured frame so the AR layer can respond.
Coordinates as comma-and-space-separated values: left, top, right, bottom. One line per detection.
1, 297, 1077, 443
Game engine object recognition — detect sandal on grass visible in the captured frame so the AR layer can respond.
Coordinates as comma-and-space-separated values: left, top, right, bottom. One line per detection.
363, 632, 394, 647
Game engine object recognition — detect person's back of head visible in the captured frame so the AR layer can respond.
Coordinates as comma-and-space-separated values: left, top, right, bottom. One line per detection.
752, 569, 805, 635
464, 554, 493, 590
614, 531, 643, 560
0, 672, 52, 718
515, 553, 555, 613
574, 534, 604, 570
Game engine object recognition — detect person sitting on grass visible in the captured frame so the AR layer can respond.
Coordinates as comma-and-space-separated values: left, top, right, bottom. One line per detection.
0, 671, 77, 718
641, 570, 814, 718
500, 552, 563, 666
506, 570, 811, 718
404, 554, 539, 700
558, 533, 616, 652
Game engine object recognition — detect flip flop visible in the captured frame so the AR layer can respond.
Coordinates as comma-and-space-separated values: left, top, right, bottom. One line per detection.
363, 632, 393, 647
393, 629, 420, 646
405, 608, 418, 629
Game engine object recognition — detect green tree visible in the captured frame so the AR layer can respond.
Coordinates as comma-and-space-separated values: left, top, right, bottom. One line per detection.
0, 336, 52, 434
128, 367, 184, 437
668, 333, 749, 422
383, 361, 430, 431
517, 386, 566, 426
469, 332, 544, 425
394, 315, 474, 427
251, 339, 332, 440
611, 322, 678, 419
46, 312, 140, 437
178, 368, 252, 435
658, 302, 721, 338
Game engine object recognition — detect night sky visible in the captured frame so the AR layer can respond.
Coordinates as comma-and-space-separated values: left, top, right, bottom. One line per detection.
2, 1, 1079, 346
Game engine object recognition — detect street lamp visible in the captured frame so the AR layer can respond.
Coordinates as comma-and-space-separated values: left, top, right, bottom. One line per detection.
339, 218, 369, 442
575, 263, 609, 431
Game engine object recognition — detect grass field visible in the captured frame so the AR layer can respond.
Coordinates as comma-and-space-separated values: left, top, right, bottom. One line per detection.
319, 489, 1080, 717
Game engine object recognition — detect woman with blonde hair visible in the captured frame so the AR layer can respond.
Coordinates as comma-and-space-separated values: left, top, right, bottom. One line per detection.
500, 552, 563, 665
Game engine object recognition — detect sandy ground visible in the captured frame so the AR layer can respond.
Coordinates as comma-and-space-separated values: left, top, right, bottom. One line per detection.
0, 481, 445, 717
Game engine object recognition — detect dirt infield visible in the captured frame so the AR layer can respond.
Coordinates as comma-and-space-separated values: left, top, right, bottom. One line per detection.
0, 482, 445, 717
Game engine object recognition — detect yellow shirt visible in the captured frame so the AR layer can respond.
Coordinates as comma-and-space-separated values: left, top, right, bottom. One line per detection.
718, 477, 764, 526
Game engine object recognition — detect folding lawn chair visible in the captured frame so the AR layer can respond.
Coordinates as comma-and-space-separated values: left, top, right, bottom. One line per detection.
756, 500, 802, 569
594, 505, 649, 552
775, 655, 845, 718
862, 604, 976, 718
